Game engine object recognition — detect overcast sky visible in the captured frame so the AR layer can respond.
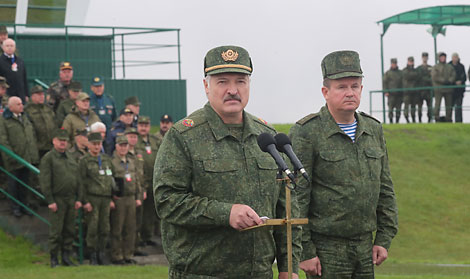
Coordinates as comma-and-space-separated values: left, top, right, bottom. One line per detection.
84, 0, 470, 123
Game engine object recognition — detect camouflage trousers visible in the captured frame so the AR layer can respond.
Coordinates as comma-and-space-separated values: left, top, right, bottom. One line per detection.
403, 91, 421, 120
418, 90, 433, 121
110, 195, 136, 261
434, 90, 453, 122
86, 195, 111, 252
48, 196, 76, 254
306, 233, 374, 279
387, 93, 403, 121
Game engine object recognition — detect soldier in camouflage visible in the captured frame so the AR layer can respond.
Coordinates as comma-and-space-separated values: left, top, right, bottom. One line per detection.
431, 52, 456, 122
39, 129, 82, 267
155, 114, 173, 142
68, 128, 88, 162
383, 58, 403, 123
416, 52, 433, 123
47, 62, 74, 112
62, 92, 101, 143
290, 50, 398, 279
0, 76, 8, 114
55, 81, 82, 127
402, 57, 420, 123
154, 45, 301, 279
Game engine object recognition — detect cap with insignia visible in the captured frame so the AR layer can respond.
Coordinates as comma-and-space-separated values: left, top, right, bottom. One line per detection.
321, 50, 363, 80
0, 25, 7, 34
30, 85, 44, 94
120, 107, 133, 115
390, 58, 398, 64
124, 127, 138, 135
422, 52, 429, 57
69, 81, 82, 91
0, 76, 9, 88
160, 114, 173, 123
75, 128, 88, 137
138, 115, 150, 124
53, 128, 69, 141
204, 45, 253, 76
60, 61, 73, 70
91, 76, 104, 86
88, 132, 103, 142
438, 52, 447, 57
407, 56, 414, 62
116, 135, 128, 144
124, 96, 140, 106
76, 92, 90, 101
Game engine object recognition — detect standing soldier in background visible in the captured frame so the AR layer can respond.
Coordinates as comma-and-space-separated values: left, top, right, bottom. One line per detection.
155, 114, 173, 142
449, 53, 466, 123
124, 96, 140, 127
402, 57, 420, 123
80, 132, 115, 265
39, 129, 82, 268
48, 62, 74, 112
432, 52, 456, 122
89, 76, 116, 130
383, 58, 403, 123
106, 108, 134, 155
55, 81, 82, 127
62, 92, 101, 142
25, 85, 56, 158
110, 135, 142, 264
136, 116, 161, 247
0, 76, 9, 114
416, 52, 433, 123
68, 128, 88, 162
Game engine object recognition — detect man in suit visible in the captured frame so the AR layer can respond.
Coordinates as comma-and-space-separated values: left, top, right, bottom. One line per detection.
0, 39, 28, 104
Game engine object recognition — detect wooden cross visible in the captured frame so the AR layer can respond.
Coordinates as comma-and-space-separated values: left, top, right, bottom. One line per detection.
243, 176, 308, 279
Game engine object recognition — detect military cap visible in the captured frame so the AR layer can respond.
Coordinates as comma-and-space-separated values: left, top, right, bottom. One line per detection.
160, 114, 173, 122
88, 132, 103, 142
69, 81, 82, 91
407, 56, 414, 62
116, 135, 128, 144
60, 61, 73, 70
91, 76, 104, 86
124, 96, 140, 106
76, 92, 90, 101
53, 128, 69, 141
120, 107, 133, 115
422, 52, 429, 57
0, 25, 7, 34
30, 85, 44, 94
321, 50, 363, 80
452, 52, 459, 58
75, 128, 88, 137
438, 52, 447, 57
138, 115, 150, 124
204, 45, 253, 76
0, 76, 9, 88
390, 58, 398, 64
124, 127, 138, 135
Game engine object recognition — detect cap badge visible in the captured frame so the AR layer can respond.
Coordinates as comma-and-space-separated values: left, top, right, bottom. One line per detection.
221, 50, 238, 62
339, 55, 353, 66
64, 62, 70, 66
94, 77, 100, 82
182, 119, 194, 127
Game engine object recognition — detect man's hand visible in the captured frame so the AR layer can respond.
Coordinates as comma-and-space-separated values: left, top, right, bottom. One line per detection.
83, 203, 93, 212
372, 245, 388, 266
456, 80, 462, 85
143, 191, 147, 200
229, 204, 263, 230
279, 272, 299, 279
48, 203, 58, 212
136, 199, 142, 207
75, 201, 82, 210
299, 257, 322, 276
110, 201, 115, 210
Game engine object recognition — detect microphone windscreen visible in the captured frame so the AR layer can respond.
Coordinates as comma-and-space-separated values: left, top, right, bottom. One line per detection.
274, 133, 291, 152
257, 133, 276, 152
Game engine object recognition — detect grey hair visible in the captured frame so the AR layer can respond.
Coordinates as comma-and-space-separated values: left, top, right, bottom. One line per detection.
90, 121, 106, 132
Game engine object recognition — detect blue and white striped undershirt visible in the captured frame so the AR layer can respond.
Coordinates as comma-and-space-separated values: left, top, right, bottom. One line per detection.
337, 120, 357, 142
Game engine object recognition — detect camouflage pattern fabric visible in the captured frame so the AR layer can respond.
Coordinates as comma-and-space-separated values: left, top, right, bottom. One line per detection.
55, 98, 74, 127
47, 80, 71, 112
62, 107, 101, 143
416, 64, 433, 121
24, 102, 56, 153
402, 65, 420, 121
383, 68, 403, 122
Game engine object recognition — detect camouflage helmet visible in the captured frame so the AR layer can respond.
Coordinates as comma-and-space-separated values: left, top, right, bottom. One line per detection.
321, 50, 363, 80
204, 45, 253, 76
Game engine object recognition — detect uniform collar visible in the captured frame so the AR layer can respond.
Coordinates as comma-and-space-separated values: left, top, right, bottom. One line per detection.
320, 105, 372, 140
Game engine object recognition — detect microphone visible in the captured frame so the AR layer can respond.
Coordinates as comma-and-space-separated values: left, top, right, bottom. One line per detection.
257, 133, 296, 185
274, 133, 310, 183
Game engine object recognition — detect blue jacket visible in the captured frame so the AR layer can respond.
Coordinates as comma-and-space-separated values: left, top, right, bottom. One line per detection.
89, 93, 116, 129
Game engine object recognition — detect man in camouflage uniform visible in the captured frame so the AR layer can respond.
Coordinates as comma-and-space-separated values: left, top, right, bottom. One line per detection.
0, 96, 39, 217
68, 128, 88, 162
416, 52, 433, 123
25, 85, 56, 158
432, 52, 456, 122
79, 132, 115, 265
0, 76, 8, 114
47, 62, 74, 112
154, 45, 301, 279
402, 57, 420, 123
290, 50, 398, 279
136, 116, 161, 247
110, 135, 142, 264
89, 76, 116, 130
56, 81, 82, 127
383, 58, 403, 123
39, 129, 82, 267
62, 92, 101, 143
449, 53, 467, 123
155, 114, 173, 142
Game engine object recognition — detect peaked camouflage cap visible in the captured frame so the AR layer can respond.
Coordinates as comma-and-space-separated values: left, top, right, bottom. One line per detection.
204, 45, 253, 76
31, 85, 44, 94
69, 81, 82, 91
137, 115, 150, 124
124, 127, 138, 135
0, 76, 9, 88
53, 128, 69, 141
0, 25, 7, 34
125, 96, 140, 106
116, 135, 128, 144
391, 58, 398, 64
321, 50, 363, 80
88, 132, 103, 142
60, 61, 73, 70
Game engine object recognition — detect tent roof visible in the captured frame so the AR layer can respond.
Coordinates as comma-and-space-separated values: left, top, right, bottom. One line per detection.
378, 5, 470, 34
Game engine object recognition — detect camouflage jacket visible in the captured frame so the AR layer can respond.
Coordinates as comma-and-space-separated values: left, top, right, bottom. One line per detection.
383, 68, 403, 94
402, 65, 419, 93
416, 64, 433, 87
39, 148, 82, 204
290, 106, 398, 261
154, 103, 301, 278
55, 98, 74, 128
79, 153, 115, 203
136, 134, 160, 187
62, 106, 101, 142
47, 80, 71, 112
431, 62, 456, 93
0, 94, 8, 114
68, 144, 88, 163
111, 152, 141, 199
24, 102, 56, 152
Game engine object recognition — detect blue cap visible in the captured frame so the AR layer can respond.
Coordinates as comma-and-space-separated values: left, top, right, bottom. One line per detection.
91, 76, 104, 86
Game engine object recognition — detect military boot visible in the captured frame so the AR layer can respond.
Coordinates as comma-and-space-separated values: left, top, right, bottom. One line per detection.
89, 251, 98, 265
50, 253, 59, 268
389, 117, 393, 124
395, 116, 400, 124
62, 250, 77, 266
411, 116, 416, 123
418, 115, 422, 123
405, 116, 410, 123
97, 251, 108, 265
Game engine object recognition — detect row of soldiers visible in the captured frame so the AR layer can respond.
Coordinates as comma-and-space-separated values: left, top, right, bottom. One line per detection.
383, 52, 468, 123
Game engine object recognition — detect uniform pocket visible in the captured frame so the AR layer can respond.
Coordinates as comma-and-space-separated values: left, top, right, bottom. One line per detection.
194, 159, 242, 201
364, 148, 384, 181
256, 158, 279, 196
316, 150, 348, 185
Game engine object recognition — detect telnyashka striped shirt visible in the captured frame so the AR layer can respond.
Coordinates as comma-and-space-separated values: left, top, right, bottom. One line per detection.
338, 120, 357, 142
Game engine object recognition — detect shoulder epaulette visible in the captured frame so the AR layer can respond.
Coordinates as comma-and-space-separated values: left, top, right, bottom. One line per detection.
359, 111, 381, 124
296, 113, 320, 125
174, 110, 206, 133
